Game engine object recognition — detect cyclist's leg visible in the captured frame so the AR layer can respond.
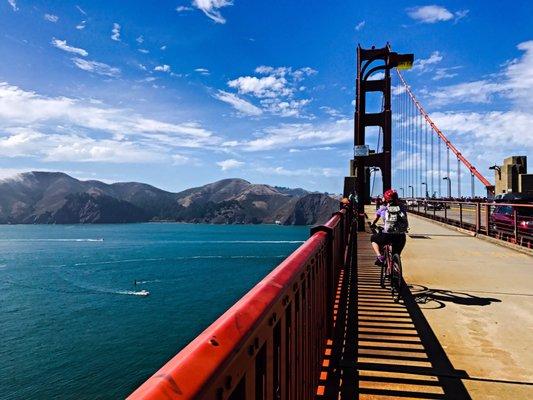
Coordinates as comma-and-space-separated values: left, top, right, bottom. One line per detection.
391, 233, 407, 256
370, 233, 386, 265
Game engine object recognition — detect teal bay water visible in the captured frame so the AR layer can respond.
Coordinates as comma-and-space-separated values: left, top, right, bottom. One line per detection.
0, 223, 309, 399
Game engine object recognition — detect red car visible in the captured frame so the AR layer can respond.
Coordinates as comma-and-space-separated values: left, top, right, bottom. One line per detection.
491, 204, 533, 237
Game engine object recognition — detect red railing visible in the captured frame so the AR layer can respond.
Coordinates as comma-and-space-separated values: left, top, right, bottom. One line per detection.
128, 209, 351, 399
406, 199, 533, 248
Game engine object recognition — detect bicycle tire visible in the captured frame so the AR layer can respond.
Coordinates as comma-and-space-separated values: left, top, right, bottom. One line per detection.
391, 253, 403, 302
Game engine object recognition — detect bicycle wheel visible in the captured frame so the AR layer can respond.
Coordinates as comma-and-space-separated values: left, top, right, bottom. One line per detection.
379, 251, 386, 288
391, 254, 403, 302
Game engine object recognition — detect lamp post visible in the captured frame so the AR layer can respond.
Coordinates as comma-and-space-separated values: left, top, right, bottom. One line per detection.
399, 187, 405, 197
408, 185, 414, 198
443, 177, 451, 198
489, 165, 501, 179
421, 182, 427, 198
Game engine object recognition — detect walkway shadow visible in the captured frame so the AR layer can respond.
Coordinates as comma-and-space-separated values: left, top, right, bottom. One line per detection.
319, 228, 473, 399
411, 285, 502, 308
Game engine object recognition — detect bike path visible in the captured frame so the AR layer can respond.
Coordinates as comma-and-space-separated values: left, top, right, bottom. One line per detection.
402, 214, 533, 399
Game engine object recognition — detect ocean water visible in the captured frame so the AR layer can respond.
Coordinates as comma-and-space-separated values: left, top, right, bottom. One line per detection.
0, 223, 309, 399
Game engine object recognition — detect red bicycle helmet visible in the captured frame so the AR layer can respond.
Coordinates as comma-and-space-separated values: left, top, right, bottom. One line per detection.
383, 189, 398, 203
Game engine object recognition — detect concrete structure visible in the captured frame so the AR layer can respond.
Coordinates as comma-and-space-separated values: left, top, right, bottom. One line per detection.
493, 156, 528, 194
519, 173, 533, 195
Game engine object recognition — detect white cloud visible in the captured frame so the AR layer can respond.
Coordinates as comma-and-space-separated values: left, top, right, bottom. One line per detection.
217, 159, 244, 171
427, 40, 533, 108
138, 49, 149, 54
224, 66, 316, 117
256, 166, 342, 178
407, 5, 454, 23
214, 90, 262, 116
76, 5, 86, 15
72, 58, 120, 77
7, 0, 17, 11
0, 82, 220, 163
111, 23, 121, 41
172, 154, 190, 165
228, 75, 290, 98
76, 20, 86, 30
44, 14, 59, 23
192, 0, 233, 24
176, 5, 193, 12
355, 21, 365, 31
136, 35, 144, 44
412, 51, 443, 72
433, 66, 461, 81
51, 38, 88, 57
154, 64, 171, 73
160, 45, 167, 50
194, 68, 210, 75
367, 72, 385, 81
229, 119, 352, 152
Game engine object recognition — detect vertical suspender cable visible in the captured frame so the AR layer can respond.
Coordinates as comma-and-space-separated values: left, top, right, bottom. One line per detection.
446, 145, 452, 197
438, 136, 441, 197
430, 122, 434, 197
471, 173, 475, 199
457, 158, 461, 198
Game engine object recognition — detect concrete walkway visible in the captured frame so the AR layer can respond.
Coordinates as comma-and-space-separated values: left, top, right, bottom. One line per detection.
402, 214, 533, 399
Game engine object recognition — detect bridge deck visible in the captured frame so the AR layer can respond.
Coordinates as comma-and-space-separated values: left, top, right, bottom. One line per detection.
319, 213, 533, 399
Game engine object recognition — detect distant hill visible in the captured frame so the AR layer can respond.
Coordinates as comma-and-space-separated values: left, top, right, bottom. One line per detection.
0, 172, 339, 225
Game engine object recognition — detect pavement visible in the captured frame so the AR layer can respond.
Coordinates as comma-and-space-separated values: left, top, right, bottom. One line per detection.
402, 214, 533, 399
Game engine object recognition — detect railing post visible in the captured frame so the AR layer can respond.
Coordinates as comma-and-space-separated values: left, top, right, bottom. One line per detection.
513, 208, 518, 244
475, 203, 481, 233
444, 202, 448, 222
485, 204, 490, 235
459, 203, 463, 227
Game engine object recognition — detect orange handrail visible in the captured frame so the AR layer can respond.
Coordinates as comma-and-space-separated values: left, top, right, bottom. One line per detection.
128, 210, 349, 399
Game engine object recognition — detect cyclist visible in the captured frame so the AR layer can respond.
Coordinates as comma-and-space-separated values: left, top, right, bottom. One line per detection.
370, 189, 409, 266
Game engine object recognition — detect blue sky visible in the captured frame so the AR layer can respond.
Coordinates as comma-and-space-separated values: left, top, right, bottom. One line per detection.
0, 1, 532, 194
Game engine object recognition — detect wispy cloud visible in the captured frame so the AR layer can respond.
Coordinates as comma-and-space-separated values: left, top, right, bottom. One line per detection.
51, 38, 88, 57
176, 5, 193, 12
0, 82, 220, 163
194, 68, 210, 75
44, 14, 59, 23
154, 64, 171, 73
111, 23, 121, 41
76, 20, 86, 30
72, 58, 120, 77
192, 0, 233, 24
136, 35, 144, 44
407, 5, 468, 24
7, 0, 17, 12
224, 119, 352, 152
355, 21, 365, 31
76, 5, 86, 15
217, 159, 244, 170
433, 66, 461, 81
214, 90, 263, 116
138, 49, 149, 54
427, 40, 533, 108
412, 51, 442, 72
256, 166, 342, 178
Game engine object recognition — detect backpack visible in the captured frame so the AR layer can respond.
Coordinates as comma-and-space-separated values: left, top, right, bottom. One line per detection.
384, 205, 408, 233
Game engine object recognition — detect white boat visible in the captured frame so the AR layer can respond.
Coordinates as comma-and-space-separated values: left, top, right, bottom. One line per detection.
137, 290, 150, 296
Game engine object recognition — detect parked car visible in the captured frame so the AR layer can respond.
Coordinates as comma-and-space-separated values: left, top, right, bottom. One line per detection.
490, 204, 533, 236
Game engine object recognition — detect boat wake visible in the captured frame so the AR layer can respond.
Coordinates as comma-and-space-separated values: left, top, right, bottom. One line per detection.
116, 289, 150, 296
0, 238, 104, 242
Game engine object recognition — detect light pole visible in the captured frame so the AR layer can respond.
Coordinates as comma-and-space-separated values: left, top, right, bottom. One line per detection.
399, 187, 405, 197
443, 177, 451, 198
408, 185, 414, 198
421, 182, 427, 198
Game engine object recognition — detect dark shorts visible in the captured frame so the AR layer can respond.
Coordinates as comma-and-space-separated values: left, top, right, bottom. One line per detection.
371, 232, 406, 255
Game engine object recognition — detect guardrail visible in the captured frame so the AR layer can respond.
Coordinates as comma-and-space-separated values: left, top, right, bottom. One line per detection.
405, 199, 533, 248
128, 209, 351, 399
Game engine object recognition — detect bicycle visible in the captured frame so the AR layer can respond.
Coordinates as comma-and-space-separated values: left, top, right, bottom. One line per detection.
370, 224, 403, 302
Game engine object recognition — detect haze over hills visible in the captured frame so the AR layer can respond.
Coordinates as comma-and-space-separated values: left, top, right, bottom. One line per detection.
0, 172, 339, 225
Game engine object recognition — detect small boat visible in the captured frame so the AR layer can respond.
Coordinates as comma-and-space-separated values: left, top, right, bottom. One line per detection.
137, 290, 150, 296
